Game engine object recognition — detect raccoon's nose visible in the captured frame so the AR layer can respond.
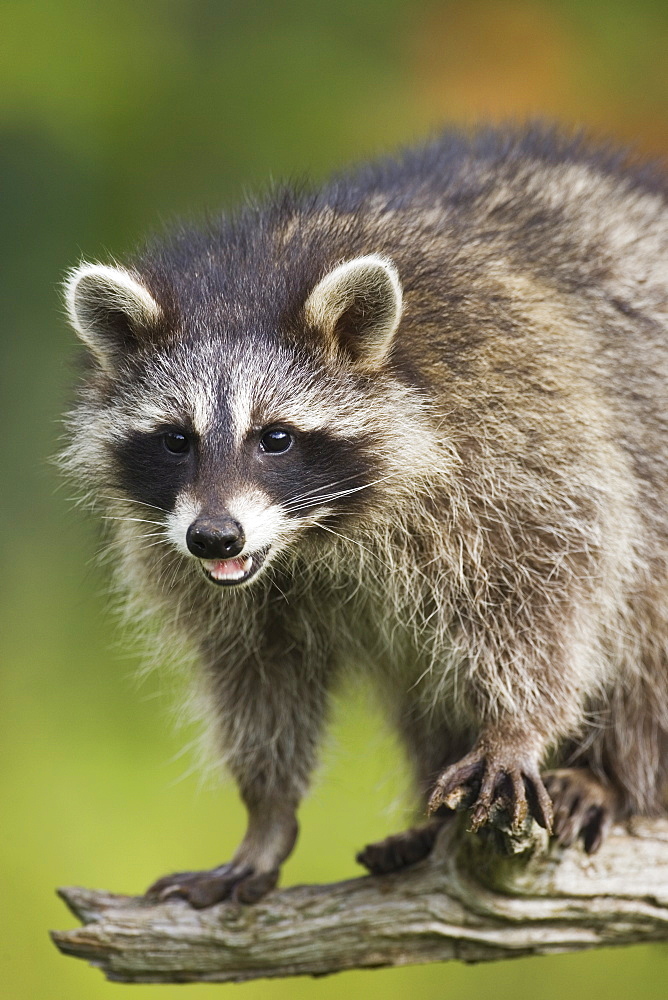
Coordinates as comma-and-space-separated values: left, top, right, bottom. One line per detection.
186, 519, 245, 560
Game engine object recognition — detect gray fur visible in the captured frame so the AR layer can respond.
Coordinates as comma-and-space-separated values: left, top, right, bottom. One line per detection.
62, 126, 668, 903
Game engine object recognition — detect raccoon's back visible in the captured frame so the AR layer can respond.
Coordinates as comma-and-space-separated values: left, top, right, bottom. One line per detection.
352, 129, 668, 504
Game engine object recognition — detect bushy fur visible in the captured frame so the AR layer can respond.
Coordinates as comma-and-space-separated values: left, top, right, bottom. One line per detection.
62, 125, 668, 903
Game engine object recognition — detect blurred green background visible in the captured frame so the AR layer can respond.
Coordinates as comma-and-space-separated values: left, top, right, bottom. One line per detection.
1, 1, 667, 997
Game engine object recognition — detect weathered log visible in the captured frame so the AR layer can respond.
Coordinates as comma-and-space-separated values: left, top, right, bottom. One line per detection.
51, 816, 668, 984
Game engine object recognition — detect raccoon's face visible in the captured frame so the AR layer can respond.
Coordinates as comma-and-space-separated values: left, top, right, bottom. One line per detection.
64, 255, 405, 588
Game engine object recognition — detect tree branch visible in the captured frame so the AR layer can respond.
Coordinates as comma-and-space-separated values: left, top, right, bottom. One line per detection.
51, 817, 668, 984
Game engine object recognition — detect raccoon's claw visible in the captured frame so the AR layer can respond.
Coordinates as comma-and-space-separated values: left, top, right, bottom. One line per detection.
428, 746, 553, 834
356, 818, 448, 875
144, 862, 279, 908
544, 768, 618, 854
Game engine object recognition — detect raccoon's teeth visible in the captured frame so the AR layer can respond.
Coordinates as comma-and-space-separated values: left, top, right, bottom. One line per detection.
203, 555, 253, 581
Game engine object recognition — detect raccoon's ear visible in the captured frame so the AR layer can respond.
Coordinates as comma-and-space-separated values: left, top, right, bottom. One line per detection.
64, 263, 162, 374
304, 254, 403, 368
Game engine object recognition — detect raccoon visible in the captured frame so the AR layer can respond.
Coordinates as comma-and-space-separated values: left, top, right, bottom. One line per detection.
62, 126, 668, 907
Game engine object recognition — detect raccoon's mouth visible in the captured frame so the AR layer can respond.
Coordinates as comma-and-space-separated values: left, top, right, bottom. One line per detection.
199, 548, 268, 587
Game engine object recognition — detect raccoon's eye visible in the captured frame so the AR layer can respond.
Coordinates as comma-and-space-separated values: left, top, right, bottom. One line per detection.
163, 430, 190, 455
260, 428, 293, 454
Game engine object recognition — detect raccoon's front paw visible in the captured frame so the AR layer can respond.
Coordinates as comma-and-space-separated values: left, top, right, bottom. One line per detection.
543, 767, 618, 854
144, 862, 279, 908
427, 743, 553, 834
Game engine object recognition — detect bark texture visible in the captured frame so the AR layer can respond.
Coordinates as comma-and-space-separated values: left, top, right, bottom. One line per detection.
51, 817, 668, 984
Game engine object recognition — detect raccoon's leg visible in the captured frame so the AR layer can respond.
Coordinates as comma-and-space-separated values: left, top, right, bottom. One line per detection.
542, 656, 668, 854
543, 768, 621, 854
423, 584, 621, 833
146, 638, 331, 908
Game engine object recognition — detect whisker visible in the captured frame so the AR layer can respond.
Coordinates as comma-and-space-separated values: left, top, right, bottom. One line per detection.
100, 495, 171, 515
276, 471, 367, 506
103, 516, 166, 527
284, 473, 399, 512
